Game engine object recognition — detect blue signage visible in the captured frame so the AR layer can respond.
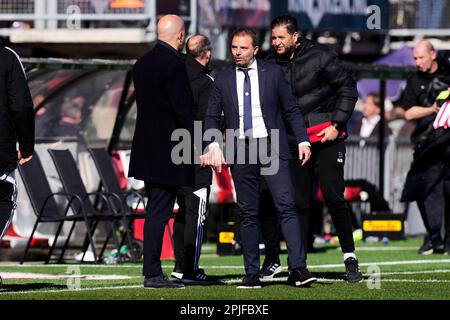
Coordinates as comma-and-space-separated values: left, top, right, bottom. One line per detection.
271, 0, 389, 32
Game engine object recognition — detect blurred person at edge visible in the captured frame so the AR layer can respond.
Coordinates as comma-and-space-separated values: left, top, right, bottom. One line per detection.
400, 40, 450, 256
0, 40, 35, 286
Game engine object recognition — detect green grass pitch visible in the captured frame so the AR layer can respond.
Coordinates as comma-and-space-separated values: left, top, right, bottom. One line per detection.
0, 237, 449, 300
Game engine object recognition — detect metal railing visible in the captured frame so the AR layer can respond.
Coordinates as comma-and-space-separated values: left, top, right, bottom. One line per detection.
0, 0, 154, 31
345, 135, 413, 214
0, 0, 196, 39
389, 0, 450, 39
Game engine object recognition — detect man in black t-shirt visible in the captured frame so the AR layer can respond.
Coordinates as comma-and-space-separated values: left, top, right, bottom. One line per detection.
400, 40, 450, 255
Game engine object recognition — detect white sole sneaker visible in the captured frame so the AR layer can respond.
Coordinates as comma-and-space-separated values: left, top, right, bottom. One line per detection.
237, 285, 262, 289
293, 277, 317, 287
301, 277, 317, 286
171, 271, 184, 280
261, 265, 283, 279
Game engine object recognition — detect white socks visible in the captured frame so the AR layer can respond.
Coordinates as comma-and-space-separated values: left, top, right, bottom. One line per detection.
343, 252, 357, 261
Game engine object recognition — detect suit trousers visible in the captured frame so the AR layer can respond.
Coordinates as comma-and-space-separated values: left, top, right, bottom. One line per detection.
143, 182, 178, 277
230, 138, 306, 275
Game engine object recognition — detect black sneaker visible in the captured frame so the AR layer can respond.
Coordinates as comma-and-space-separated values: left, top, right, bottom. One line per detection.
182, 269, 222, 285
344, 257, 363, 283
260, 262, 282, 279
444, 242, 450, 256
418, 235, 443, 255
237, 274, 262, 289
288, 268, 317, 287
144, 275, 185, 289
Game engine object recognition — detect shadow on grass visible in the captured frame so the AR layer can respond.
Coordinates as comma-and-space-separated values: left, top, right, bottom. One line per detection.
278, 246, 338, 255
176, 271, 359, 288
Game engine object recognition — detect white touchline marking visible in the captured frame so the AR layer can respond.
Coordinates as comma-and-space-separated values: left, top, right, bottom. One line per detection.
354, 247, 418, 251
226, 277, 450, 284
0, 272, 133, 280
0, 285, 141, 295
375, 269, 450, 276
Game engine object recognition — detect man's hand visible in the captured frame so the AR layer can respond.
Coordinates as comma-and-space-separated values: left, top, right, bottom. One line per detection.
200, 144, 226, 173
18, 150, 32, 165
298, 145, 311, 166
431, 102, 441, 114
317, 125, 339, 143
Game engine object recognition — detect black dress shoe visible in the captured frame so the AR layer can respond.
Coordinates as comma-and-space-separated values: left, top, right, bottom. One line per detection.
237, 274, 262, 289
144, 275, 185, 289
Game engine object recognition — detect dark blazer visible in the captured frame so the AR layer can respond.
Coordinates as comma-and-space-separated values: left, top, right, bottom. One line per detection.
204, 59, 308, 160
129, 42, 195, 187
0, 42, 34, 175
185, 54, 213, 188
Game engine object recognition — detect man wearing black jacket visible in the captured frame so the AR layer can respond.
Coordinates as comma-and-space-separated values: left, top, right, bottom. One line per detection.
171, 34, 215, 284
260, 16, 363, 282
400, 40, 450, 255
0, 41, 34, 286
129, 15, 194, 289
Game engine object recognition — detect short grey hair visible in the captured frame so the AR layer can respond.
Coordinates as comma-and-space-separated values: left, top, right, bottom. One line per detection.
186, 34, 211, 58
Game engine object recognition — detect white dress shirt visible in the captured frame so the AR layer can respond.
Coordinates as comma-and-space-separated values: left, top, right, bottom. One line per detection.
360, 115, 380, 138
236, 59, 267, 139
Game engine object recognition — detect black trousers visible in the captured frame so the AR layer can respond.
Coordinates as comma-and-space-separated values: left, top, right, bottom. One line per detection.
173, 187, 210, 274
230, 138, 306, 275
0, 174, 15, 239
416, 160, 450, 242
143, 182, 178, 277
261, 140, 356, 263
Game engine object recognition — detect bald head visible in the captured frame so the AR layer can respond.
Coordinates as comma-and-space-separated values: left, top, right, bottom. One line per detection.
415, 40, 434, 53
157, 15, 185, 51
413, 40, 437, 73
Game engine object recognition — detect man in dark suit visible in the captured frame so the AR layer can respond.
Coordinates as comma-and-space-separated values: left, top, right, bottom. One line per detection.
201, 28, 316, 288
129, 14, 194, 289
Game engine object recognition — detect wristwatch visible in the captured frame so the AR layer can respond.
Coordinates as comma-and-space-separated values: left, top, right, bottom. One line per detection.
332, 122, 340, 130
